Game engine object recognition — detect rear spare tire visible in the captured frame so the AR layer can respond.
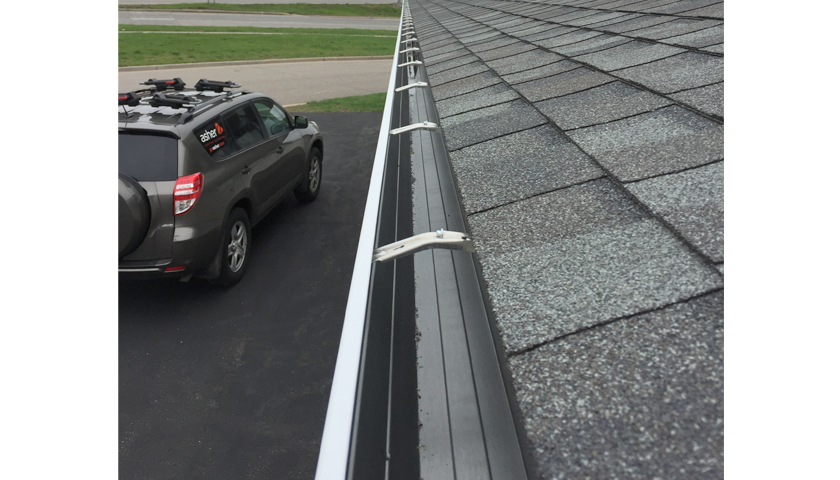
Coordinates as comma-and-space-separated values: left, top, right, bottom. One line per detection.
119, 173, 151, 258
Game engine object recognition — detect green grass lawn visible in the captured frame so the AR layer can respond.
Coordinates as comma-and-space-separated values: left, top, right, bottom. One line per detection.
120, 3, 401, 17
119, 24, 395, 36
119, 27, 396, 66
289, 92, 387, 112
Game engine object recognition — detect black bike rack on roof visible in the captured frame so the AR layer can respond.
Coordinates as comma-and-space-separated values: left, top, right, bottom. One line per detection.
141, 77, 186, 92
195, 79, 241, 93
147, 92, 200, 109
118, 91, 142, 107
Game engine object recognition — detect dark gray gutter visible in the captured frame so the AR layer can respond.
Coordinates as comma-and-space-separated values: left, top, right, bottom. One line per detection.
315, 2, 534, 479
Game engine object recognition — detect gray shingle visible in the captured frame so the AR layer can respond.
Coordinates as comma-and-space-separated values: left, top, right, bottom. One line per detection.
624, 18, 720, 40
599, 14, 674, 33
460, 31, 506, 45
425, 53, 481, 75
669, 81, 723, 117
423, 44, 469, 63
475, 42, 538, 62
585, 12, 642, 28
548, 8, 602, 24
430, 70, 503, 101
450, 125, 604, 213
552, 34, 633, 57
574, 40, 685, 71
509, 291, 724, 480
521, 25, 577, 42
622, 0, 682, 11
613, 52, 723, 94
440, 100, 547, 151
423, 48, 475, 68
502, 59, 582, 85
534, 29, 602, 49
498, 18, 533, 32
536, 81, 673, 130
567, 105, 724, 181
427, 61, 489, 86
649, 0, 722, 15
626, 161, 724, 261
509, 22, 557, 38
580, 0, 638, 8
486, 48, 563, 76
515, 67, 614, 102
468, 35, 520, 53
436, 83, 520, 118
682, 2, 725, 18
421, 36, 459, 51
595, 0, 656, 8
702, 43, 724, 54
468, 178, 723, 350
566, 11, 629, 26
662, 24, 724, 48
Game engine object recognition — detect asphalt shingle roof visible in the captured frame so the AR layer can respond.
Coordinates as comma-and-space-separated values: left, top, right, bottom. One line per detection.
409, 0, 724, 477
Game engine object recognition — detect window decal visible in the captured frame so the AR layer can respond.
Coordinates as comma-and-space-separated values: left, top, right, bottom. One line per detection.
198, 121, 228, 155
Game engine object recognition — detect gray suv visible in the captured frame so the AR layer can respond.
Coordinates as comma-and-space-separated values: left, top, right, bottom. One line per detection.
119, 78, 324, 285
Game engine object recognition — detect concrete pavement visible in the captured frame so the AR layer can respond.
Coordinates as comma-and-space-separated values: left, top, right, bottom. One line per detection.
119, 58, 393, 106
119, 10, 399, 30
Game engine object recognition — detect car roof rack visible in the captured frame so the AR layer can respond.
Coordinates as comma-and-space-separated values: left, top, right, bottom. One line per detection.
195, 79, 241, 93
118, 92, 142, 107
141, 77, 186, 92
146, 92, 200, 109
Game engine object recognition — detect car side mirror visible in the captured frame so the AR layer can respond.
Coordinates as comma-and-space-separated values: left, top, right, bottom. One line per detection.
294, 116, 308, 129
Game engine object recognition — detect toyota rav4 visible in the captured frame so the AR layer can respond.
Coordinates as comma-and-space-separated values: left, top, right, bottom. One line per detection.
119, 78, 324, 286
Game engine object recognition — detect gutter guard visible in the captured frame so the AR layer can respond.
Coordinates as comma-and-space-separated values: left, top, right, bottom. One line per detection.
313, 7, 407, 480
315, 1, 533, 478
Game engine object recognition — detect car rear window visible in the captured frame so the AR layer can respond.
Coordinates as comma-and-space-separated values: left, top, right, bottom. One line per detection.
119, 132, 178, 181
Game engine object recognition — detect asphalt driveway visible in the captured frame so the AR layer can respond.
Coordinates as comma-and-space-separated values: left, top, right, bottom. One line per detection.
119, 112, 381, 480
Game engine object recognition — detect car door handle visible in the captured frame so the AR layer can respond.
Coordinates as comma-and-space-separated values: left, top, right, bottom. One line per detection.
241, 166, 251, 175
276, 146, 284, 154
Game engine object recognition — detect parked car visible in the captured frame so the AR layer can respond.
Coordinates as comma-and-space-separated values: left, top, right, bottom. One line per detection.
119, 78, 323, 285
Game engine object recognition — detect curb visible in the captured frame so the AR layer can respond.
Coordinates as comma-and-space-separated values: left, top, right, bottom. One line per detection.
119, 55, 393, 72
118, 8, 398, 20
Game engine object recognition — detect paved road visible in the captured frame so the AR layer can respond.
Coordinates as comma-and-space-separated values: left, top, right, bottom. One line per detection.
121, 0, 397, 4
119, 10, 399, 30
119, 58, 392, 105
119, 112, 381, 480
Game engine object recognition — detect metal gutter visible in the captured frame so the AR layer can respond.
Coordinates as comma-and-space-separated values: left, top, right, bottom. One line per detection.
314, 8, 405, 479
315, 2, 532, 478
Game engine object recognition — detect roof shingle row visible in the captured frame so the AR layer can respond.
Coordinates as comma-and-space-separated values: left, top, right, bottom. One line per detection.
408, 0, 724, 477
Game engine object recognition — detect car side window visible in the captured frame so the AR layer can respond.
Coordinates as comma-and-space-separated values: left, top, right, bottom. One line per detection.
222, 104, 266, 151
253, 99, 291, 137
194, 116, 237, 158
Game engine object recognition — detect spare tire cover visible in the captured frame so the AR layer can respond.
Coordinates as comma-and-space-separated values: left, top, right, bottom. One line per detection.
119, 173, 151, 258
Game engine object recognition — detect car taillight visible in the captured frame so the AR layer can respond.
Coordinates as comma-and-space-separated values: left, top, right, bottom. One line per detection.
174, 172, 203, 216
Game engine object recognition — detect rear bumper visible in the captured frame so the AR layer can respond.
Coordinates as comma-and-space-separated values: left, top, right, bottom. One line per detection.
118, 262, 189, 280
119, 222, 222, 279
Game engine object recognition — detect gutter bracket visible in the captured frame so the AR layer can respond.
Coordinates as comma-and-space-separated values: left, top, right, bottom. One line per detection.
395, 82, 429, 92
389, 121, 439, 135
372, 230, 475, 263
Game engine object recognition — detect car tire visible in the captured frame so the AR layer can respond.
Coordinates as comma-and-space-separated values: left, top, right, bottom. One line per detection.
294, 147, 322, 203
118, 173, 151, 258
210, 208, 250, 286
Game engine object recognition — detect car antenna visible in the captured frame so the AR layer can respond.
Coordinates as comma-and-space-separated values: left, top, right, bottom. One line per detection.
119, 92, 142, 117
